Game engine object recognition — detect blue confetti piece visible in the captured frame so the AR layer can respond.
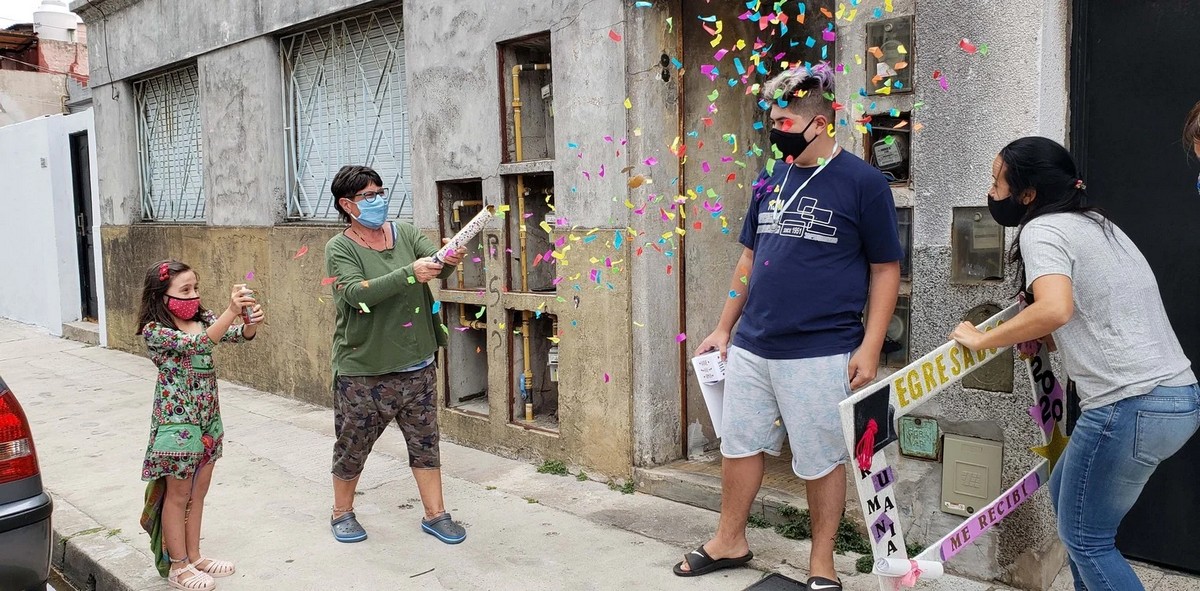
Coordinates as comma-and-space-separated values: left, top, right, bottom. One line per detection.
805, 37, 816, 48
734, 57, 746, 76
698, 15, 717, 22
729, 290, 738, 298
567, 141, 579, 149
583, 235, 598, 244
635, 0, 652, 6
874, 7, 883, 18
431, 301, 442, 314
671, 57, 682, 69
753, 121, 764, 130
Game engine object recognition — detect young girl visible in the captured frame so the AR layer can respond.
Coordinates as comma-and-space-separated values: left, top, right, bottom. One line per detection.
136, 260, 263, 590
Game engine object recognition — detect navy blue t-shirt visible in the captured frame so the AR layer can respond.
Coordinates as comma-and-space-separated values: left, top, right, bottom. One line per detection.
734, 150, 903, 359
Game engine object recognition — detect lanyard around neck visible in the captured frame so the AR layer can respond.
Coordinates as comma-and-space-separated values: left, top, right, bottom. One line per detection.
772, 144, 841, 225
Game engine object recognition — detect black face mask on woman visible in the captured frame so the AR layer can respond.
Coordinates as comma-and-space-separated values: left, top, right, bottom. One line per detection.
987, 194, 1028, 227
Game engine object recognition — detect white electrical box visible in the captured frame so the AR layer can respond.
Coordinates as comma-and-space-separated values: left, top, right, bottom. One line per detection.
941, 433, 1003, 517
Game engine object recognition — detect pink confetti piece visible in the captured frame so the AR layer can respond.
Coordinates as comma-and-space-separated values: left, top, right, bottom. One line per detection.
603, 373, 611, 383
676, 333, 687, 343
321, 276, 337, 286
292, 245, 309, 259
604, 135, 614, 143
609, 30, 622, 42
714, 48, 729, 61
823, 29, 837, 42
644, 157, 658, 166
702, 161, 711, 173
598, 164, 606, 178
245, 271, 255, 281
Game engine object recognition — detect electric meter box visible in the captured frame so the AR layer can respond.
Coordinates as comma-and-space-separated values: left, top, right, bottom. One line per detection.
941, 433, 1003, 517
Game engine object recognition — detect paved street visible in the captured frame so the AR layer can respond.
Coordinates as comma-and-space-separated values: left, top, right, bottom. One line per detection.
3, 319, 1195, 591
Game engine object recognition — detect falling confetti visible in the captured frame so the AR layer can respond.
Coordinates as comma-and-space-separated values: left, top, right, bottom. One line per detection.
292, 245, 309, 259
609, 29, 623, 42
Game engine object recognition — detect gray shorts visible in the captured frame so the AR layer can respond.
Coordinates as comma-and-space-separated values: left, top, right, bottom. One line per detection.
719, 346, 852, 480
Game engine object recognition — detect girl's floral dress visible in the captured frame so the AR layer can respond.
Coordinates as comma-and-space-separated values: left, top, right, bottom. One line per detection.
140, 311, 250, 481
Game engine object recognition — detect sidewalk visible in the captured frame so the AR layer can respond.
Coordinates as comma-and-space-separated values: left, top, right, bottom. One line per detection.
1, 318, 1183, 591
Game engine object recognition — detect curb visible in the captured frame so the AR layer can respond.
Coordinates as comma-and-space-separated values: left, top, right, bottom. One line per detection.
51, 494, 163, 591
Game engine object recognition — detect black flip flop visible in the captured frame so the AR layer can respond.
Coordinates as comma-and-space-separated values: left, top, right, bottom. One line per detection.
673, 545, 754, 577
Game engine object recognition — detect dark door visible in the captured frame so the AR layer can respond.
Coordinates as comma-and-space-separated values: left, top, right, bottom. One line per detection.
1070, 0, 1200, 574
69, 132, 98, 320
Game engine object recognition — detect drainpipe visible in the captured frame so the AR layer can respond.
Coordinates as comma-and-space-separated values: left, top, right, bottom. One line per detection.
512, 63, 550, 422
451, 200, 483, 289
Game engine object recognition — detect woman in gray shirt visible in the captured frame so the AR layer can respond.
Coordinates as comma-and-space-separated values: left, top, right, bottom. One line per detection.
950, 137, 1199, 591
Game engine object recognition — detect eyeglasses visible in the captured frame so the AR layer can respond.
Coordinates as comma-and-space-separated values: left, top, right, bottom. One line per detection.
352, 188, 389, 202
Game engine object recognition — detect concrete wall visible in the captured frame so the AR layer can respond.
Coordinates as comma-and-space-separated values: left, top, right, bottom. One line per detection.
834, 1, 1071, 587
0, 70, 66, 127
0, 111, 101, 337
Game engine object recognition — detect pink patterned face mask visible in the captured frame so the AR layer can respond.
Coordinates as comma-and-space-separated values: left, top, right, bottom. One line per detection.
166, 296, 200, 320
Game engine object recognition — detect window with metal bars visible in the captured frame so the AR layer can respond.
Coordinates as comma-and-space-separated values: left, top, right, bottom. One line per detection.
134, 65, 206, 222
281, 5, 412, 221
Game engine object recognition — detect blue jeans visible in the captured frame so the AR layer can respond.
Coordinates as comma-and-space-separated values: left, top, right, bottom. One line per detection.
1049, 383, 1200, 590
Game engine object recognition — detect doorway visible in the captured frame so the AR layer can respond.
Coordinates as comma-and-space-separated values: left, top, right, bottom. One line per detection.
1070, 0, 1200, 573
69, 131, 97, 321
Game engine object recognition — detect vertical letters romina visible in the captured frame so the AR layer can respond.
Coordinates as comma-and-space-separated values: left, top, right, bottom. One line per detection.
894, 321, 1004, 408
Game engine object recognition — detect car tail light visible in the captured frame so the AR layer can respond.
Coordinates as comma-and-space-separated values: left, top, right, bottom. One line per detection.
0, 389, 39, 484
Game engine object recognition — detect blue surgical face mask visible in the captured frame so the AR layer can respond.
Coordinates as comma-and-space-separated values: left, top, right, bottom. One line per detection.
352, 195, 390, 229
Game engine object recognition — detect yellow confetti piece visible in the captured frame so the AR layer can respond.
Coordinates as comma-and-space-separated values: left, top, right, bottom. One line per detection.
898, 44, 908, 55
885, 0, 894, 11
633, 321, 645, 327
735, 39, 745, 50
498, 323, 506, 330
498, 204, 511, 212
710, 34, 722, 47
540, 220, 553, 234
624, 97, 632, 109
548, 336, 560, 344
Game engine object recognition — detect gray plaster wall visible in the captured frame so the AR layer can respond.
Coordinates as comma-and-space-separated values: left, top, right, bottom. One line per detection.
72, 0, 369, 86
197, 37, 287, 226
404, 0, 631, 231
91, 80, 139, 225
835, 0, 1071, 586
624, 1, 684, 466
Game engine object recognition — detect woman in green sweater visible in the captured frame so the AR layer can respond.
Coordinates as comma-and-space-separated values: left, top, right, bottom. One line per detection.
324, 165, 467, 544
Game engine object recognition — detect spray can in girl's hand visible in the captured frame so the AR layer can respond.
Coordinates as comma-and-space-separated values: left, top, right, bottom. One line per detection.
235, 284, 255, 325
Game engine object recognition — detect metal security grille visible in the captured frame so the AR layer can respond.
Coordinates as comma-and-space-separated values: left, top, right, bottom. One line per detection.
282, 5, 412, 221
134, 65, 206, 222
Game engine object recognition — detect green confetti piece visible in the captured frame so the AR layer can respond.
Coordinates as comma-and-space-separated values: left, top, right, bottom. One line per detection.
406, 276, 416, 284
414, 307, 421, 314
707, 89, 720, 102
475, 306, 486, 319
359, 302, 370, 313
441, 323, 449, 334
884, 135, 896, 145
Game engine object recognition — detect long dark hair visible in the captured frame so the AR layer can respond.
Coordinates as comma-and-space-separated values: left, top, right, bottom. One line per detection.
135, 259, 209, 334
999, 136, 1110, 288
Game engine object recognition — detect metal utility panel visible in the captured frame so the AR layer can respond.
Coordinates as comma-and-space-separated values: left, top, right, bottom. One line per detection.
941, 434, 1003, 517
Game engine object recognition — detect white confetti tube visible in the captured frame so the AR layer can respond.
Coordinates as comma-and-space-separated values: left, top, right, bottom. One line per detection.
874, 558, 944, 579
435, 206, 493, 263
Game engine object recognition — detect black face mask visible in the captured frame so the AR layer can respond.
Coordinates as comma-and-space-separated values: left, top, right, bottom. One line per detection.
769, 117, 818, 161
987, 194, 1028, 227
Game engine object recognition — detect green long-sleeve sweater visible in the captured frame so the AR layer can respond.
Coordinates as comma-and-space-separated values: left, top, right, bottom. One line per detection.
325, 222, 456, 381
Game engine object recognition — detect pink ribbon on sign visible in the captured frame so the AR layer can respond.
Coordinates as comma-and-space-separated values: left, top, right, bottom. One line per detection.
895, 561, 921, 589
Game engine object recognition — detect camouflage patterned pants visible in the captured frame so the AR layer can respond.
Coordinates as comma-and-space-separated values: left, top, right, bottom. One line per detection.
332, 365, 440, 480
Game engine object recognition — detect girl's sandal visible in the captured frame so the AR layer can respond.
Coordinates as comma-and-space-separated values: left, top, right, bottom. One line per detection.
168, 562, 216, 590
193, 556, 236, 578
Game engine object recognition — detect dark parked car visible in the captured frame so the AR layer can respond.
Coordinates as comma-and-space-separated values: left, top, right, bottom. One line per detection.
0, 373, 52, 591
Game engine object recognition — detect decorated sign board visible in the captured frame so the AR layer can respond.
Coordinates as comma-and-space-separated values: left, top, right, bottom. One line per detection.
838, 302, 1068, 589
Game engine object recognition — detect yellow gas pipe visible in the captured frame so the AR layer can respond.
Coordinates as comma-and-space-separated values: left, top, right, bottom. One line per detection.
451, 200, 483, 290
512, 63, 549, 423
